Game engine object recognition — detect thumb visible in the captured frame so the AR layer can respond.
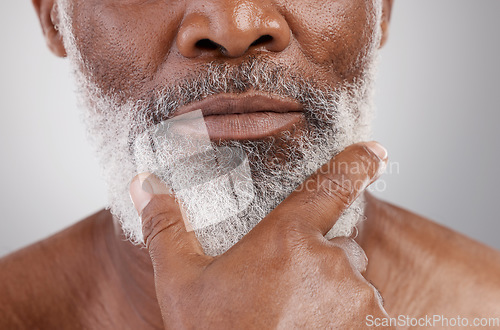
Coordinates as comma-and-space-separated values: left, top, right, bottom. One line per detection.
129, 173, 208, 278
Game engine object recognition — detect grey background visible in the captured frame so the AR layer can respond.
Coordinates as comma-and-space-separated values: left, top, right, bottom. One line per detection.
1, 1, 499, 256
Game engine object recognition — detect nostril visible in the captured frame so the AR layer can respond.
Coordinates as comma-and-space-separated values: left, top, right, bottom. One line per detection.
193, 35, 275, 57
195, 39, 219, 51
251, 35, 273, 47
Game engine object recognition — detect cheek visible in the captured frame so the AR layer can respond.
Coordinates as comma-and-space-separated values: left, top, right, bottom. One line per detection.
285, 0, 378, 82
72, 2, 182, 96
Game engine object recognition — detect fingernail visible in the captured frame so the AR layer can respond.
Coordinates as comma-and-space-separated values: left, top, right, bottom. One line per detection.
129, 173, 171, 215
366, 141, 388, 162
130, 175, 154, 215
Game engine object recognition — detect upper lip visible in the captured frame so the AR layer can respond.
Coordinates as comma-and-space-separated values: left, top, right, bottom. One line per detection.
173, 91, 303, 117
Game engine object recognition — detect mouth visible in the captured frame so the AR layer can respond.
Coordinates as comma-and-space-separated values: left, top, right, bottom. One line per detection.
173, 91, 305, 140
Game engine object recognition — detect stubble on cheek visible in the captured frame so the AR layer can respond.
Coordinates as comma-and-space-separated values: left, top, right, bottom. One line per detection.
287, 0, 380, 84
70, 1, 183, 98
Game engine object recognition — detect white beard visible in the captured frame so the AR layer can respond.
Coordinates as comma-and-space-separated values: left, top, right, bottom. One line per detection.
57, 1, 381, 256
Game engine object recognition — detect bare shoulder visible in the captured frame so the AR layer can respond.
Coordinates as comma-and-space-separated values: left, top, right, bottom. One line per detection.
363, 194, 500, 316
0, 209, 112, 329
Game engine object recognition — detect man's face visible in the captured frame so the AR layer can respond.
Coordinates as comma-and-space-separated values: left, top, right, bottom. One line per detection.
54, 0, 390, 255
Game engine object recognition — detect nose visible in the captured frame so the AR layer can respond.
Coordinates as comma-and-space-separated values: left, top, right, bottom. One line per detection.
176, 1, 291, 58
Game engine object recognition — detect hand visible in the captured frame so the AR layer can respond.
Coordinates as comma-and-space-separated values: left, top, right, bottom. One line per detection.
129, 142, 393, 329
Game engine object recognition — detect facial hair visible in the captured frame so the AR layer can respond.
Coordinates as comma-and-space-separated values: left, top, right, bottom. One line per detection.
57, 1, 380, 256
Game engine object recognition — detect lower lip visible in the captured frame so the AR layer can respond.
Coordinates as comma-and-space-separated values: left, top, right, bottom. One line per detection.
202, 112, 304, 140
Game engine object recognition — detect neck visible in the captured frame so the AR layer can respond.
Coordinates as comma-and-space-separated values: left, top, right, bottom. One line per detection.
99, 214, 164, 328
355, 192, 413, 310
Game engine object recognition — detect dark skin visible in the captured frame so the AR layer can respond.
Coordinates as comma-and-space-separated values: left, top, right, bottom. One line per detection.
1, 0, 499, 328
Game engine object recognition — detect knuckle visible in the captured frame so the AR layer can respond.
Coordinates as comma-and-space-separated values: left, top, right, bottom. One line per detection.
356, 284, 373, 303
330, 245, 354, 271
359, 283, 383, 306
350, 143, 380, 163
318, 173, 353, 206
354, 145, 383, 178
141, 197, 182, 248
331, 238, 368, 273
328, 244, 347, 259
314, 244, 352, 273
143, 212, 174, 249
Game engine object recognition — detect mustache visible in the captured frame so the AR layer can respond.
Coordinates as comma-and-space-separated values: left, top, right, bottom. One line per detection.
126, 56, 347, 157
134, 56, 333, 126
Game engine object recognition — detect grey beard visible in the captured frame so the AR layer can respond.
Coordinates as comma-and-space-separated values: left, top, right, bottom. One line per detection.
135, 126, 370, 256
55, 0, 380, 255
75, 58, 375, 256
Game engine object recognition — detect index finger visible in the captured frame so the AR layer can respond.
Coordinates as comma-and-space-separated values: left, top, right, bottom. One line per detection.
263, 141, 387, 236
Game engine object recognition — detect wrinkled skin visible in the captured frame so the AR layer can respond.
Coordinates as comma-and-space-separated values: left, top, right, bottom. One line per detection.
0, 0, 499, 329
